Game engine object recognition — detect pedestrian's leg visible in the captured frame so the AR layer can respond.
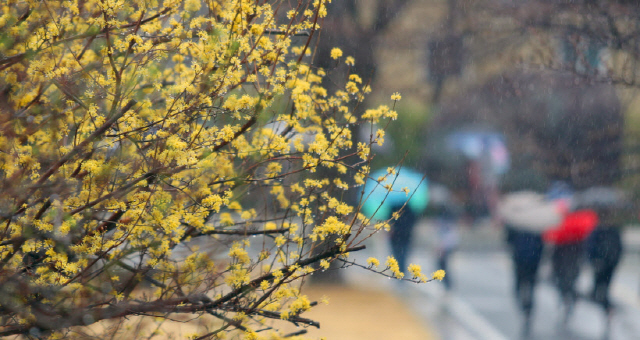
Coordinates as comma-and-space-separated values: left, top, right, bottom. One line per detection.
513, 259, 537, 338
552, 248, 570, 326
553, 243, 582, 327
593, 263, 618, 339
592, 263, 614, 310
511, 232, 543, 338
389, 229, 405, 272
516, 264, 534, 313
438, 249, 452, 290
389, 209, 416, 273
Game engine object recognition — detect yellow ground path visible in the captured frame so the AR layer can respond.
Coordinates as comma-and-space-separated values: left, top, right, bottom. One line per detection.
289, 284, 437, 340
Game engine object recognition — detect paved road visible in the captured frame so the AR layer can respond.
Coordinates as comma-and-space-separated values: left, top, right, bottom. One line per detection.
346, 219, 640, 340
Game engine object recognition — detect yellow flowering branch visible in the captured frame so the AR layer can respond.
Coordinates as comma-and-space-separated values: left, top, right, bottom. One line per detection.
0, 1, 437, 338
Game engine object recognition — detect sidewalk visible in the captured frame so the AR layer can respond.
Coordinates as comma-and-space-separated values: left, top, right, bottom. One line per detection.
295, 283, 437, 340
409, 219, 640, 340
296, 220, 640, 340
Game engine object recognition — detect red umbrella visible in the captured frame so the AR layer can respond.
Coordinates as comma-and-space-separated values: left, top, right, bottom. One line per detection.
543, 210, 598, 245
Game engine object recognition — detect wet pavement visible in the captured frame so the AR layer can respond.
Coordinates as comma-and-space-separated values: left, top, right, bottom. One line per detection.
343, 219, 640, 340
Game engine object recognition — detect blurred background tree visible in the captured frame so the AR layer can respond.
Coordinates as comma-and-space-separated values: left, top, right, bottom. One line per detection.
314, 0, 640, 207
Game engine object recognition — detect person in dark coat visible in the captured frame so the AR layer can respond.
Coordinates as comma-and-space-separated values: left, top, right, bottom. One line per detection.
435, 203, 461, 290
544, 209, 598, 327
499, 191, 565, 337
506, 226, 544, 332
541, 182, 587, 327
587, 207, 623, 336
588, 227, 622, 311
550, 241, 584, 322
389, 203, 418, 273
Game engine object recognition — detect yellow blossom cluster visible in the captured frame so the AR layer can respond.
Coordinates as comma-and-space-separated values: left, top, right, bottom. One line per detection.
310, 216, 350, 241
362, 105, 398, 122
385, 256, 404, 279
432, 269, 447, 281
330, 48, 343, 59
0, 0, 432, 337
366, 257, 380, 268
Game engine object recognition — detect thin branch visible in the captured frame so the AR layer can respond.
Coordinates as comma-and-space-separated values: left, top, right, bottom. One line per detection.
1, 100, 137, 223
212, 116, 257, 152
283, 330, 308, 338
198, 228, 290, 236
336, 258, 439, 284
0, 245, 366, 337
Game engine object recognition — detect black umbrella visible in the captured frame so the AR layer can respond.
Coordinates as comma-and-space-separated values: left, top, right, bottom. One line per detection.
573, 187, 628, 210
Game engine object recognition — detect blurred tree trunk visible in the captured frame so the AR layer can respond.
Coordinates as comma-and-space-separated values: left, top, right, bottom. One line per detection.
315, 0, 412, 85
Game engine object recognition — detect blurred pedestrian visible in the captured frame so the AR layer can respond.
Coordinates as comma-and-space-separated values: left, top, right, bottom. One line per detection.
506, 226, 543, 336
435, 203, 461, 290
587, 217, 622, 334
388, 203, 419, 272
543, 209, 598, 326
428, 183, 462, 290
575, 187, 628, 336
498, 191, 565, 337
361, 167, 429, 273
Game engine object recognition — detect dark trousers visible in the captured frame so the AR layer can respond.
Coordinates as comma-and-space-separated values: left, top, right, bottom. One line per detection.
592, 262, 618, 312
551, 242, 584, 306
438, 248, 453, 289
588, 228, 622, 312
389, 208, 417, 273
506, 227, 544, 314
515, 259, 541, 313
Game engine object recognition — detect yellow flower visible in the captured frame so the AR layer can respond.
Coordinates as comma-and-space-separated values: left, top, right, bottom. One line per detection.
345, 81, 358, 94
349, 74, 362, 84
407, 264, 422, 278
244, 330, 259, 340
431, 269, 446, 281
319, 259, 330, 270
330, 48, 343, 59
275, 235, 286, 247
321, 295, 330, 305
385, 256, 404, 279
260, 280, 270, 290
345, 56, 355, 66
391, 92, 402, 101
366, 257, 380, 268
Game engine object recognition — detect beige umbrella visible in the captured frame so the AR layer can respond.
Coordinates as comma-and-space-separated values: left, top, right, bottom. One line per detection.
498, 191, 565, 232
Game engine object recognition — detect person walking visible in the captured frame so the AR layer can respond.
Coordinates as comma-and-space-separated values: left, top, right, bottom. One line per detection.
498, 191, 565, 337
435, 202, 461, 290
428, 183, 462, 290
388, 203, 419, 273
587, 219, 623, 336
543, 209, 598, 327
575, 187, 629, 337
361, 167, 429, 274
506, 226, 544, 336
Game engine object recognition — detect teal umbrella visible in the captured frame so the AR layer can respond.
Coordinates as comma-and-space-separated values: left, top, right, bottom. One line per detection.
361, 167, 429, 220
